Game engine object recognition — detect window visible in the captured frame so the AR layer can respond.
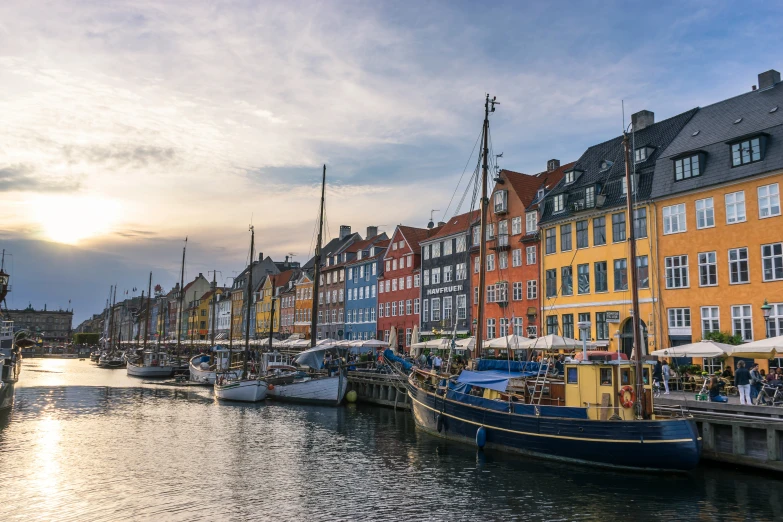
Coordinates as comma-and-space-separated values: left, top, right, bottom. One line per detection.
423, 299, 428, 322
758, 184, 780, 218
405, 328, 412, 346
621, 176, 635, 195
636, 256, 649, 289
729, 247, 749, 284
725, 191, 746, 224
443, 265, 453, 282
561, 266, 573, 296
486, 254, 495, 271
576, 220, 588, 248
494, 190, 508, 213
554, 194, 565, 213
456, 295, 466, 320
456, 263, 467, 280
578, 313, 591, 340
545, 269, 557, 298
386, 303, 390, 317
695, 198, 714, 229
612, 213, 625, 242
767, 303, 783, 337
487, 318, 496, 339
406, 299, 412, 315
762, 243, 783, 281
391, 301, 397, 316
593, 216, 606, 246
665, 255, 689, 289
701, 306, 720, 335
385, 260, 391, 271
486, 223, 495, 240
526, 212, 538, 234
406, 256, 412, 268
594, 261, 608, 292
499, 251, 508, 270
613, 259, 628, 291
391, 279, 397, 292
527, 280, 537, 300
443, 239, 453, 256
472, 226, 480, 246
562, 314, 574, 339
432, 242, 441, 258
499, 318, 509, 337
674, 155, 700, 181
512, 249, 522, 267
512, 216, 522, 235
406, 276, 412, 289
545, 228, 556, 254
414, 274, 420, 287
498, 220, 509, 247
662, 204, 686, 234
585, 186, 595, 209
443, 297, 452, 320
635, 147, 649, 162
731, 305, 753, 341
560, 224, 572, 251
577, 264, 590, 294
696, 252, 718, 287
431, 267, 440, 284
423, 246, 429, 260
526, 246, 536, 265
546, 315, 559, 335
414, 298, 420, 315
566, 367, 578, 384
513, 317, 524, 336
564, 170, 575, 184
423, 270, 430, 286
633, 208, 647, 239
668, 308, 691, 328
473, 256, 480, 274
392, 259, 398, 271
487, 285, 496, 303
731, 137, 762, 167
456, 236, 466, 253
431, 298, 440, 321
595, 312, 609, 340
513, 282, 523, 301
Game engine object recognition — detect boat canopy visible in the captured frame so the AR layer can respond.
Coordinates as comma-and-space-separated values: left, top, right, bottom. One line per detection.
294, 343, 338, 369
456, 370, 526, 392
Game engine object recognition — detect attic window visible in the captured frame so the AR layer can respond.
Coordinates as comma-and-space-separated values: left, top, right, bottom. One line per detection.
599, 160, 613, 171
536, 188, 545, 199
634, 146, 654, 162
730, 136, 765, 167
553, 194, 565, 213
675, 154, 701, 181
564, 168, 582, 184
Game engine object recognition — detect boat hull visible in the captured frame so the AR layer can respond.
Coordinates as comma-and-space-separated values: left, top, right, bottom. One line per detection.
267, 373, 347, 406
126, 362, 174, 378
189, 357, 240, 384
407, 383, 701, 472
214, 379, 268, 402
0, 381, 14, 411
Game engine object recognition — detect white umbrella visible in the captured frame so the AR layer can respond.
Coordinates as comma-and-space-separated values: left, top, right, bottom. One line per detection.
650, 340, 732, 359
724, 335, 783, 359
483, 334, 528, 350
517, 334, 585, 350
410, 338, 451, 351
388, 326, 398, 354
455, 337, 475, 351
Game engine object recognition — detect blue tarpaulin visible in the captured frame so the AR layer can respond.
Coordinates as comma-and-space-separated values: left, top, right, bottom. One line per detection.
384, 349, 413, 372
457, 370, 525, 392
475, 359, 544, 373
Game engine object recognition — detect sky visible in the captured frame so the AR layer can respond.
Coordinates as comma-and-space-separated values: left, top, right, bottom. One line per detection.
2, 0, 783, 324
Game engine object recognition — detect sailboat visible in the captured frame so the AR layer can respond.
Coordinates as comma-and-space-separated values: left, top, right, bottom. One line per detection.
266, 165, 348, 406
214, 226, 268, 402
406, 96, 701, 472
1, 253, 21, 411
127, 272, 175, 378
98, 286, 126, 369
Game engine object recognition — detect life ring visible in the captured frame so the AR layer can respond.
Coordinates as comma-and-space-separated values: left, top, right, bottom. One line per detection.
267, 384, 275, 391
618, 385, 635, 409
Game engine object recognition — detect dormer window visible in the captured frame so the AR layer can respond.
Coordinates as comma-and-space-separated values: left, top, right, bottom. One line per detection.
621, 175, 637, 195
730, 135, 765, 167
536, 188, 545, 200
553, 194, 565, 213
494, 189, 508, 214
585, 186, 595, 208
674, 154, 701, 181
634, 146, 654, 162
563, 168, 582, 185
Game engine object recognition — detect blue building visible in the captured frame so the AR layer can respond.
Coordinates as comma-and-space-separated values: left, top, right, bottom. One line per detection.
345, 236, 388, 341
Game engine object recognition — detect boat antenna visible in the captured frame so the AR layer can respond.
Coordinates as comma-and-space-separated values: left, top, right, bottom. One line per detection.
310, 164, 326, 348
475, 94, 498, 360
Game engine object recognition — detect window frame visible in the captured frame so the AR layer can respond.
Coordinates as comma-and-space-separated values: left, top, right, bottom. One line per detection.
662, 203, 686, 235
725, 191, 747, 224
728, 247, 750, 285
758, 183, 781, 219
664, 254, 690, 289
611, 212, 626, 243
674, 154, 701, 181
761, 242, 783, 282
697, 251, 718, 287
695, 197, 715, 229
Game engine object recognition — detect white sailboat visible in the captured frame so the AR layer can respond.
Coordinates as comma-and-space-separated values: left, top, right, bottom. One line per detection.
127, 273, 175, 378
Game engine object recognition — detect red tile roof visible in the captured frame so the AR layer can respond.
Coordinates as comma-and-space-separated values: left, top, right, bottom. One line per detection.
398, 224, 442, 250
424, 210, 480, 242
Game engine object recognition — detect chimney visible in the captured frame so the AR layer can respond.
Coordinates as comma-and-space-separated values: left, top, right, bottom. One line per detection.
631, 110, 654, 131
438, 221, 446, 227
366, 226, 378, 238
198, 272, 203, 278
547, 159, 560, 172
340, 225, 351, 239
758, 69, 781, 91
258, 252, 263, 263
284, 255, 289, 264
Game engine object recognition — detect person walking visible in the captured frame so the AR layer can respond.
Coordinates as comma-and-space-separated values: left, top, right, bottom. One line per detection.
433, 354, 442, 374
735, 361, 751, 405
662, 360, 671, 395
749, 364, 762, 401
653, 360, 663, 389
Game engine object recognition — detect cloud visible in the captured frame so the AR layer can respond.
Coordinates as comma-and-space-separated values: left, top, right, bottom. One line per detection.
0, 164, 81, 193
64, 144, 178, 168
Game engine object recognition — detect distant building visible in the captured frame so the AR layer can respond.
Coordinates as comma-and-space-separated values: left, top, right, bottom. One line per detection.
345, 235, 389, 341
8, 304, 73, 342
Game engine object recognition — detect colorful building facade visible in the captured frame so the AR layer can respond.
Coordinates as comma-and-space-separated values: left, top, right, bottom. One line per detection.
345, 239, 388, 341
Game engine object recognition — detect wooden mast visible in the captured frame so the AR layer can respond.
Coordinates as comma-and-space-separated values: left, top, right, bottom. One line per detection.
268, 276, 277, 351
210, 270, 217, 347
242, 226, 255, 378
176, 238, 187, 364
475, 95, 497, 359
143, 272, 152, 351
622, 131, 647, 419
310, 165, 326, 348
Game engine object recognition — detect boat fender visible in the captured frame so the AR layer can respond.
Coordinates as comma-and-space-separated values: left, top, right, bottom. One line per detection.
618, 385, 635, 409
436, 413, 445, 433
475, 426, 486, 449
268, 384, 275, 391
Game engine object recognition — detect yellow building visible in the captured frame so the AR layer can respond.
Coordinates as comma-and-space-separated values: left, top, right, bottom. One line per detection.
538, 109, 697, 356
651, 71, 783, 374
256, 276, 276, 338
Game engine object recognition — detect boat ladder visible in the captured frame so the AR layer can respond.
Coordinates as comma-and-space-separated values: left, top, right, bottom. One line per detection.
529, 356, 553, 407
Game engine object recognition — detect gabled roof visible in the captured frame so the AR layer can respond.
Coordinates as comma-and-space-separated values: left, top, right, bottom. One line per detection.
346, 239, 390, 266
651, 80, 783, 199
393, 224, 443, 255
539, 108, 698, 224
421, 210, 480, 243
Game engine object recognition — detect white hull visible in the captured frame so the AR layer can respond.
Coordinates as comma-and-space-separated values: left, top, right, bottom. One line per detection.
127, 361, 174, 377
189, 356, 241, 384
214, 379, 268, 402
268, 373, 347, 406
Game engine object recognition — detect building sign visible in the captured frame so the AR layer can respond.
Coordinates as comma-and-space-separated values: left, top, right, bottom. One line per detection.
606, 311, 620, 323
426, 285, 463, 296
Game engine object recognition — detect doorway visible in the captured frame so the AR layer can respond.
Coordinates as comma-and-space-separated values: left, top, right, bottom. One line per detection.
620, 318, 648, 358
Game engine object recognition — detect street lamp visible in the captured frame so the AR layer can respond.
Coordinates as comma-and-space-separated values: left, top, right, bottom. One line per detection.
761, 300, 772, 338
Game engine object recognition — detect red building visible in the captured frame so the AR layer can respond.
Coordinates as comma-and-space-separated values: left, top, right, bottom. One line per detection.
377, 225, 440, 352
471, 160, 572, 344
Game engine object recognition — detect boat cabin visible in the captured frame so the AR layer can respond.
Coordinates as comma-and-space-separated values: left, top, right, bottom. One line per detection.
562, 360, 654, 421
141, 351, 170, 367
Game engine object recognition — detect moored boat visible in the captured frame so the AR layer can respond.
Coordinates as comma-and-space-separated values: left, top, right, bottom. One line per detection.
127, 350, 175, 378
189, 349, 241, 384
266, 344, 347, 406
214, 375, 268, 402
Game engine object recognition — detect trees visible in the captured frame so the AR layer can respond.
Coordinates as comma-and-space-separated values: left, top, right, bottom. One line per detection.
703, 331, 742, 346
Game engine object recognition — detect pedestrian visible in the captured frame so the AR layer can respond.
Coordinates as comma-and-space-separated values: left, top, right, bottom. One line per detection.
653, 360, 663, 387
708, 376, 728, 403
749, 364, 762, 401
434, 354, 442, 373
734, 361, 751, 405
662, 360, 671, 395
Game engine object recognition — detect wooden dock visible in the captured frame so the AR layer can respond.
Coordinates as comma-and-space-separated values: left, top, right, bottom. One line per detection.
347, 371, 410, 410
656, 396, 783, 471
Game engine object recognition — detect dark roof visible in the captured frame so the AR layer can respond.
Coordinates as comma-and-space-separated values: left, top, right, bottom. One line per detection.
303, 232, 362, 269
526, 161, 576, 211
421, 210, 480, 243
540, 108, 698, 224
651, 81, 783, 199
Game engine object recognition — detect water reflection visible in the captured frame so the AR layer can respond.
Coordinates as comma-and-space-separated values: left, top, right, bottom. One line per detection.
0, 360, 780, 521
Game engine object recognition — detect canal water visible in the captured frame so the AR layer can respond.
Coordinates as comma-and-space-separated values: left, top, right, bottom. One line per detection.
1, 359, 780, 521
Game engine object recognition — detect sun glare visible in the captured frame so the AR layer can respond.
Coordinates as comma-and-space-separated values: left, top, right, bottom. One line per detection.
32, 195, 119, 245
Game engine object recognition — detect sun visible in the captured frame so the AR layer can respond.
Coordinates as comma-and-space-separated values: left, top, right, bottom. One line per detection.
32, 195, 118, 245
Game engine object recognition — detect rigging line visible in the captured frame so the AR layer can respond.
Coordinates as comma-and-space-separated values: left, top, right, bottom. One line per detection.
444, 127, 484, 218
454, 162, 481, 217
